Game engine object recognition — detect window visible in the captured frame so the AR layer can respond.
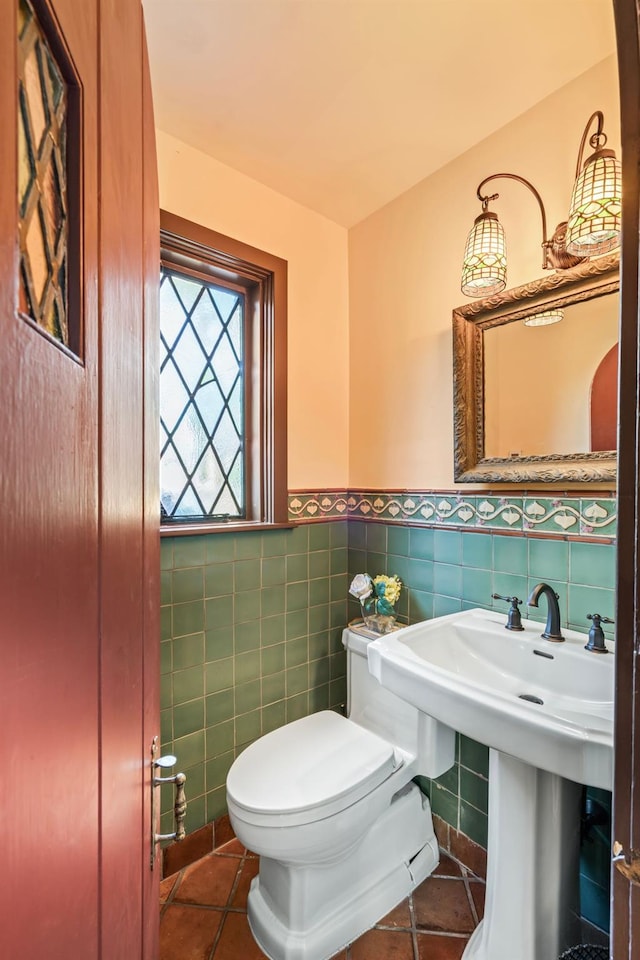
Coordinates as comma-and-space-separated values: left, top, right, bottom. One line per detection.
159, 211, 287, 532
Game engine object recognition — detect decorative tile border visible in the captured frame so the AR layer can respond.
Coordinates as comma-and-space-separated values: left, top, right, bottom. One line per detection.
288, 490, 616, 540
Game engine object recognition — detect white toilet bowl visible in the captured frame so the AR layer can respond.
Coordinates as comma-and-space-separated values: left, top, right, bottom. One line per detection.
226, 624, 455, 960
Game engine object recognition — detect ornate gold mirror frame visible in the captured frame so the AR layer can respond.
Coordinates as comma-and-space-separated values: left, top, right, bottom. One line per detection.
453, 252, 620, 484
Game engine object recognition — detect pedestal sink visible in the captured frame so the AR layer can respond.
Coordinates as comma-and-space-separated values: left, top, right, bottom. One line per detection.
367, 608, 614, 960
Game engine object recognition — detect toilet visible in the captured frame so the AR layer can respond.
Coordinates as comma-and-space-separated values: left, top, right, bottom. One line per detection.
226, 623, 456, 960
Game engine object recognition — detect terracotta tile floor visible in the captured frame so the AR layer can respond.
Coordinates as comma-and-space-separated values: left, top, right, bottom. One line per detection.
160, 839, 484, 960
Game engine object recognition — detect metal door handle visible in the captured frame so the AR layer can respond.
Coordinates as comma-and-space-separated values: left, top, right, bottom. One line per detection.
150, 736, 187, 868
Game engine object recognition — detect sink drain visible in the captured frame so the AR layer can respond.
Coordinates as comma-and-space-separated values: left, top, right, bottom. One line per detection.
519, 693, 544, 705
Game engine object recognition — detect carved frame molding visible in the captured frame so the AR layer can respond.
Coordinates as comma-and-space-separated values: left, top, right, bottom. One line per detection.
452, 252, 620, 484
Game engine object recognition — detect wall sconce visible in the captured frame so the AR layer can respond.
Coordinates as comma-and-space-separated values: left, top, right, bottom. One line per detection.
523, 309, 564, 327
461, 111, 621, 298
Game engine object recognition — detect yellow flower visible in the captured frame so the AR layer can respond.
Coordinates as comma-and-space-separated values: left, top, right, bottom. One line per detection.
373, 574, 402, 606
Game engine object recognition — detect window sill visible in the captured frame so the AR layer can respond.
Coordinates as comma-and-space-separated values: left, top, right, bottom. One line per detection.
160, 520, 296, 538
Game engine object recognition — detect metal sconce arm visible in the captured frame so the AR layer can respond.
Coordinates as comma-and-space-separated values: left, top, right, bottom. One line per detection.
574, 110, 606, 177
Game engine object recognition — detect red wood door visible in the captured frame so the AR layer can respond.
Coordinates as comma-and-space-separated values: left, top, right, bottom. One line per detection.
0, 0, 159, 957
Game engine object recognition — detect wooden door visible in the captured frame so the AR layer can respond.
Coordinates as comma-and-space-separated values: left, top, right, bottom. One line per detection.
0, 0, 160, 957
612, 0, 640, 956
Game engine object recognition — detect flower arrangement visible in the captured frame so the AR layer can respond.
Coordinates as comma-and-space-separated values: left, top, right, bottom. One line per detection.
349, 572, 403, 633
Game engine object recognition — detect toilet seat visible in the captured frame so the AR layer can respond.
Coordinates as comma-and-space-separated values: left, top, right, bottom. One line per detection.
227, 710, 401, 828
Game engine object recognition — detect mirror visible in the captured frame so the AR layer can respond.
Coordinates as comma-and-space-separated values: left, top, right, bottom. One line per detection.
453, 252, 619, 483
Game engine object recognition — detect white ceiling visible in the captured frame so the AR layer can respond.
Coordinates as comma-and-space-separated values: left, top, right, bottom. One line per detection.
144, 0, 616, 227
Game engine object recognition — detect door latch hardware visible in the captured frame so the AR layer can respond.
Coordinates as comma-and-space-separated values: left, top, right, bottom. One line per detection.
612, 840, 640, 885
150, 736, 187, 869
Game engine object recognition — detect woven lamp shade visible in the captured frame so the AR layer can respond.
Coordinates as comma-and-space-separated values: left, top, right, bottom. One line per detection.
461, 211, 506, 297
524, 309, 563, 327
566, 150, 621, 257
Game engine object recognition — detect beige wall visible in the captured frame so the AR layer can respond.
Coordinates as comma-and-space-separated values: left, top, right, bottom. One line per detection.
156, 130, 350, 489
348, 56, 620, 489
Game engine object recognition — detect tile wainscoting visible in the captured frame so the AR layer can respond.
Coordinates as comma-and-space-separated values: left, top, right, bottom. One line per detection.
160, 489, 614, 931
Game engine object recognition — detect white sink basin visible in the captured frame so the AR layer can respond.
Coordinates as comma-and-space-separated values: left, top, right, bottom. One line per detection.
367, 607, 614, 790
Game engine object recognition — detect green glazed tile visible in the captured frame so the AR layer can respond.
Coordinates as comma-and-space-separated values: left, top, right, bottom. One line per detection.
160, 570, 172, 605
262, 671, 286, 705
234, 558, 261, 593
460, 800, 488, 848
433, 595, 462, 618
286, 524, 309, 555
309, 603, 330, 634
173, 698, 205, 740
331, 548, 348, 575
160, 539, 173, 570
388, 525, 409, 557
523, 498, 580, 535
493, 535, 527, 575
434, 761, 459, 795
348, 549, 367, 577
286, 635, 308, 668
461, 533, 492, 569
330, 600, 348, 630
286, 664, 308, 697
462, 568, 492, 606
386, 555, 409, 587
434, 563, 462, 599
459, 736, 489, 777
329, 676, 347, 709
205, 688, 234, 726
261, 585, 285, 617
173, 729, 205, 771
205, 625, 234, 662
405, 558, 433, 592
173, 536, 207, 568
349, 521, 367, 550
286, 553, 309, 583
184, 795, 206, 836
205, 750, 235, 791
409, 590, 433, 624
286, 581, 308, 612
309, 631, 329, 661
366, 551, 385, 575
309, 550, 331, 579
475, 497, 523, 531
491, 574, 528, 608
160, 708, 173, 747
309, 523, 331, 550
160, 674, 172, 709
261, 530, 288, 557
206, 786, 227, 822
580, 498, 617, 539
568, 584, 615, 628
570, 541, 615, 589
261, 614, 286, 647
261, 556, 286, 587
429, 783, 458, 828
173, 665, 204, 705
286, 692, 309, 723
331, 521, 348, 548
286, 609, 308, 640
173, 600, 205, 637
206, 533, 235, 564
235, 531, 262, 560
234, 620, 260, 654
529, 538, 569, 583
173, 632, 205, 670
235, 709, 261, 747
204, 562, 233, 598
234, 679, 261, 714
309, 657, 331, 686
235, 589, 261, 623
160, 606, 172, 641
160, 641, 172, 676
434, 529, 462, 565
262, 700, 286, 734
235, 650, 261, 685
366, 523, 387, 554
205, 595, 233, 630
460, 768, 488, 814
204, 657, 233, 694
172, 567, 204, 604
181, 762, 205, 802
309, 577, 330, 607
309, 683, 330, 713
206, 719, 234, 758
261, 643, 286, 676
329, 651, 346, 680
330, 573, 348, 602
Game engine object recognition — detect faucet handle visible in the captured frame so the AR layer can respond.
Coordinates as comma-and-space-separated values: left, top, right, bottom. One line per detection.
587, 613, 614, 625
585, 613, 613, 654
492, 594, 524, 631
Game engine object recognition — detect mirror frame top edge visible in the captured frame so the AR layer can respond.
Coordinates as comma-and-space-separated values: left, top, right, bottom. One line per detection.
452, 251, 620, 485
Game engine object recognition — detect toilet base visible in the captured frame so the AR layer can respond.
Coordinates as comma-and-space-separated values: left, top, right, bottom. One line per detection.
246, 781, 438, 960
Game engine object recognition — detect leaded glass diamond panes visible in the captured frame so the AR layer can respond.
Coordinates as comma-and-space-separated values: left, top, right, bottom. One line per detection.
17, 0, 71, 349
160, 268, 246, 521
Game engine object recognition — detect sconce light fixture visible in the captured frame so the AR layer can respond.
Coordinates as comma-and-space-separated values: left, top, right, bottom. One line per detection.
523, 309, 564, 327
460, 111, 621, 299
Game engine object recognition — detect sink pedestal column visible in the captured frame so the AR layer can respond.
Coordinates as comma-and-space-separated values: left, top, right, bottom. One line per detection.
463, 749, 582, 960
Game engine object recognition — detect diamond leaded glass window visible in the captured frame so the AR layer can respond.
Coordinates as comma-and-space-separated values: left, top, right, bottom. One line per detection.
18, 0, 71, 348
160, 268, 246, 521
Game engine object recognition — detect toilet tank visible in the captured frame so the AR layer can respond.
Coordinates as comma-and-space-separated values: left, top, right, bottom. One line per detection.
342, 625, 455, 779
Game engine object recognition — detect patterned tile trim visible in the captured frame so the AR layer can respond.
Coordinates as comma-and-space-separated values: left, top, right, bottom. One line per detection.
288, 490, 616, 540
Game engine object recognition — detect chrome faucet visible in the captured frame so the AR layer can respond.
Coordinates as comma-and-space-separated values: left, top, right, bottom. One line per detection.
527, 582, 564, 642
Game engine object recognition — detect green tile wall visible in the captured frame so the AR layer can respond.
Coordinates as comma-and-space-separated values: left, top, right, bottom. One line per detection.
348, 519, 614, 932
160, 521, 348, 836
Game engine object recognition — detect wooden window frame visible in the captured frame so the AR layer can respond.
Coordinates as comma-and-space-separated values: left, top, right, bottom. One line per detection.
159, 210, 288, 535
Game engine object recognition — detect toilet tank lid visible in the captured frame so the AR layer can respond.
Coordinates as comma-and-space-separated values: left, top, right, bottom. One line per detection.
226, 710, 398, 817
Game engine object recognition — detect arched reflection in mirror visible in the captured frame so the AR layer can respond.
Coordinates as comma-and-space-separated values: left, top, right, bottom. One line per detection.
483, 292, 618, 459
